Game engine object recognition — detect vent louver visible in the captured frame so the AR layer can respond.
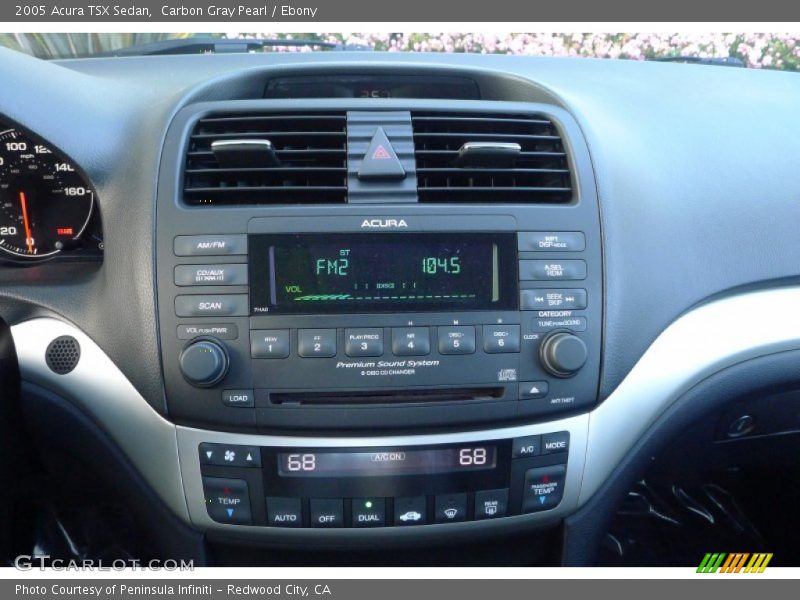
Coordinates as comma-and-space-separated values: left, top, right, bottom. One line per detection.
412, 112, 573, 203
183, 112, 347, 205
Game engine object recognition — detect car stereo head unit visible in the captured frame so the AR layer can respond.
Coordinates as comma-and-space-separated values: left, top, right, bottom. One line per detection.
157, 208, 602, 434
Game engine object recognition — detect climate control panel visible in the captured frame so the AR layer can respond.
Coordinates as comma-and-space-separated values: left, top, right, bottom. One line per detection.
198, 433, 570, 528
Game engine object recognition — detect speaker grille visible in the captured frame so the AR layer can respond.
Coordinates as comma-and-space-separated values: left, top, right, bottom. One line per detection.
45, 336, 81, 375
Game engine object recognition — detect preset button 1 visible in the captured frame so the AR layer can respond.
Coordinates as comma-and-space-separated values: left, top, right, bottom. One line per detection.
250, 330, 290, 359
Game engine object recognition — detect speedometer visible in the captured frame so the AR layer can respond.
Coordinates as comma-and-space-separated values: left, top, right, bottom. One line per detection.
0, 127, 95, 259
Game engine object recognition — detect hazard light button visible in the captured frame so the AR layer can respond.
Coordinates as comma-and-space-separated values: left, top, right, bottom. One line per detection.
357, 127, 406, 181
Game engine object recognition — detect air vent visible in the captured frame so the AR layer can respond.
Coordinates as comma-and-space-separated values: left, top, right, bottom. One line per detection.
183, 112, 347, 205
412, 112, 572, 203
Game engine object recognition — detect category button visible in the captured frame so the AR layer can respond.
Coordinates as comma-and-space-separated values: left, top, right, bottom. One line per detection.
174, 264, 248, 286
522, 465, 566, 513
266, 497, 303, 528
437, 326, 476, 355
352, 498, 386, 528
298, 329, 337, 358
175, 294, 248, 317
392, 328, 431, 356
202, 477, 251, 525
482, 325, 521, 353
521, 289, 587, 311
519, 260, 587, 281
518, 232, 586, 252
250, 330, 290, 359
345, 328, 384, 357
174, 235, 247, 257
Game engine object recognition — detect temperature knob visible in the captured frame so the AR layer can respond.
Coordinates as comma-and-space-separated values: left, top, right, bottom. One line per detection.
539, 332, 587, 378
179, 339, 229, 387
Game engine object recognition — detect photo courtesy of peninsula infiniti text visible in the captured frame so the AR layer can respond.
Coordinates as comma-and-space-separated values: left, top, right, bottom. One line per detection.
1, 37, 799, 567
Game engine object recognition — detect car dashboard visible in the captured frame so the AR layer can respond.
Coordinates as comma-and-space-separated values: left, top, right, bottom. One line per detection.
2, 48, 800, 566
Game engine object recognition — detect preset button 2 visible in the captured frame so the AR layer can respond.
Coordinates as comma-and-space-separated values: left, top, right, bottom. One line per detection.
298, 329, 337, 358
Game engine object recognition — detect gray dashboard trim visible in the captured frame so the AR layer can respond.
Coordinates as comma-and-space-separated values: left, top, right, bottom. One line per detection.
11, 285, 800, 539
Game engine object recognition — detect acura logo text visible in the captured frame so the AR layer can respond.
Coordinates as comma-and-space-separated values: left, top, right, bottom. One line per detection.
360, 218, 408, 228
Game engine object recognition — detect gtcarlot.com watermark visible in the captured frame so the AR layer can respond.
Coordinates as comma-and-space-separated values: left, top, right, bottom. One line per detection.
13, 555, 194, 571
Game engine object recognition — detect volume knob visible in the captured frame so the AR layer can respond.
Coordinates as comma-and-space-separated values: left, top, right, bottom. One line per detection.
539, 332, 587, 378
179, 339, 229, 387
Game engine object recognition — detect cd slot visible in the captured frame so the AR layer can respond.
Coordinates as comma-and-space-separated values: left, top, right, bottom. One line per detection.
270, 387, 505, 406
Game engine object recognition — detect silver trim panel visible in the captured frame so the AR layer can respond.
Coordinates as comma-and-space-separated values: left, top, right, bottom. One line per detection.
11, 286, 800, 539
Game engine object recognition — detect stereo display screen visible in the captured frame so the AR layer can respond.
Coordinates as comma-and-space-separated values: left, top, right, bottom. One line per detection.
249, 232, 518, 314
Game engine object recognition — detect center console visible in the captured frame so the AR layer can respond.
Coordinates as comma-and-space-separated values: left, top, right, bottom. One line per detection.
154, 96, 601, 540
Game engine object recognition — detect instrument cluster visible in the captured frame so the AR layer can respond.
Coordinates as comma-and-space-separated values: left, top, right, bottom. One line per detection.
0, 122, 102, 264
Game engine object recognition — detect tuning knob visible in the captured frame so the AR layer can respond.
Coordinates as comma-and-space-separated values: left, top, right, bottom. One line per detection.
179, 339, 229, 387
539, 331, 587, 378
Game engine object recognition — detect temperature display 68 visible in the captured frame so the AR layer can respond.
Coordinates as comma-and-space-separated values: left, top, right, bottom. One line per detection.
0, 127, 95, 259
277, 446, 497, 478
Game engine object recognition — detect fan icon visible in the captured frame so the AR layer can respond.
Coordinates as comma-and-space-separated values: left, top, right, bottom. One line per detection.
224, 450, 236, 462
